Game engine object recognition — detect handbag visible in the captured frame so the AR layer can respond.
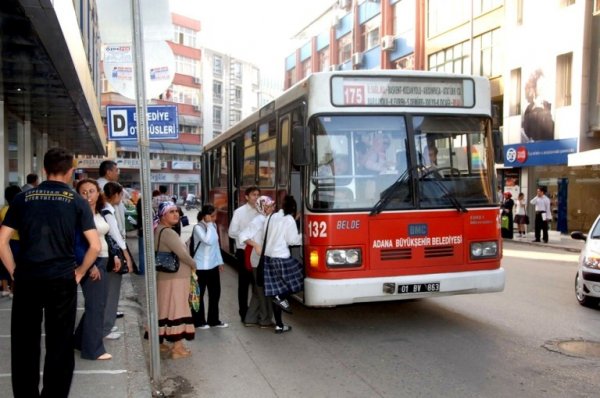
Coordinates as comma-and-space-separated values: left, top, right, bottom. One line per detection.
105, 234, 129, 274
101, 210, 129, 274
255, 215, 272, 288
189, 275, 200, 312
501, 215, 509, 230
155, 227, 180, 273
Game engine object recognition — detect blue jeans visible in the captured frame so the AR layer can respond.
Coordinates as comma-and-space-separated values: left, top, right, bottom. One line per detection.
137, 235, 145, 275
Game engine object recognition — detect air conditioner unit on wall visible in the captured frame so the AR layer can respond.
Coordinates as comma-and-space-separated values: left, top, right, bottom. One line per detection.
352, 52, 363, 66
194, 162, 201, 169
193, 77, 201, 84
193, 105, 201, 112
381, 35, 395, 51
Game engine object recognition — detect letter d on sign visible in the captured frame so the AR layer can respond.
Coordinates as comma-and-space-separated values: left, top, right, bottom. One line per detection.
112, 110, 129, 138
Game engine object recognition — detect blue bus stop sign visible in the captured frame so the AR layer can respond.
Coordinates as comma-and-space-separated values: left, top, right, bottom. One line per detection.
107, 105, 178, 140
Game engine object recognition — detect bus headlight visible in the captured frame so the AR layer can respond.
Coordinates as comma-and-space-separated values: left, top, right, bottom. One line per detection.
326, 248, 362, 268
582, 256, 600, 269
470, 241, 498, 259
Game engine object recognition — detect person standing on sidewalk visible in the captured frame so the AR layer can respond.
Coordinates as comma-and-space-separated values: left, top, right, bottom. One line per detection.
228, 186, 260, 322
514, 192, 528, 238
530, 186, 551, 243
191, 204, 228, 329
0, 147, 101, 398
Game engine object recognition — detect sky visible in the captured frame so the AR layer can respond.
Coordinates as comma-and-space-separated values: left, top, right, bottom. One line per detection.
170, 0, 332, 79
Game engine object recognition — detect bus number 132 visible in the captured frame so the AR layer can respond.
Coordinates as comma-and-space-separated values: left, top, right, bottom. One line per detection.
309, 221, 328, 238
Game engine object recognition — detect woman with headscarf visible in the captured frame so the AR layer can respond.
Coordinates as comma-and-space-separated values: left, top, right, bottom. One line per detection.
239, 196, 275, 328
154, 201, 197, 358
251, 195, 303, 334
501, 192, 514, 239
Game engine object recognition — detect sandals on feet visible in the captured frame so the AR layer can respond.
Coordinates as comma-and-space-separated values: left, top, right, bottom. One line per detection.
97, 353, 112, 360
272, 296, 292, 313
274, 325, 292, 334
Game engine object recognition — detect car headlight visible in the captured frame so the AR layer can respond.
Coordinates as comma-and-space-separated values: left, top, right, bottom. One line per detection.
470, 241, 498, 259
326, 248, 362, 268
582, 256, 600, 269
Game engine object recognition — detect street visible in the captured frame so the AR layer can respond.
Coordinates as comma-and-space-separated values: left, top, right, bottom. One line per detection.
131, 238, 600, 398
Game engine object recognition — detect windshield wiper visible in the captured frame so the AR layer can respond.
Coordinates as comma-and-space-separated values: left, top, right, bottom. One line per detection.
422, 168, 468, 213
370, 165, 421, 216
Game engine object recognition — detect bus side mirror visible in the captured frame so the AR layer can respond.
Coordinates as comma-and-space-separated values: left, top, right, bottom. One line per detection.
292, 126, 310, 166
492, 130, 504, 164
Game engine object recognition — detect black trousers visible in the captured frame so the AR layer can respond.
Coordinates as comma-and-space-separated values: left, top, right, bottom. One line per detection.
235, 249, 254, 322
192, 267, 222, 326
534, 212, 549, 242
12, 276, 77, 398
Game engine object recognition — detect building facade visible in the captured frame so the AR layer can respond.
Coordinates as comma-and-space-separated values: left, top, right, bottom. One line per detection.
0, 0, 105, 204
284, 0, 600, 233
200, 49, 261, 142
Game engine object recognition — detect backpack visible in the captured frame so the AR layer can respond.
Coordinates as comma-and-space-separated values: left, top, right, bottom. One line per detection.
187, 223, 205, 257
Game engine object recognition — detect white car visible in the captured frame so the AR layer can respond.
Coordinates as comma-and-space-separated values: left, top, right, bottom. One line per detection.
571, 215, 600, 308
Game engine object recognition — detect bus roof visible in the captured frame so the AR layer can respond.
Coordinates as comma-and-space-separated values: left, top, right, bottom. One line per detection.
205, 70, 491, 151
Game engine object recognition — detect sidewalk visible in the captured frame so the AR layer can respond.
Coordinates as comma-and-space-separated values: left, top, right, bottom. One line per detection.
504, 230, 585, 253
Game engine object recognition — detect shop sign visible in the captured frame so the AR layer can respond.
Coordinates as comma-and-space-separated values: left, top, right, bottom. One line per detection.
504, 138, 577, 167
171, 160, 194, 170
151, 173, 200, 183
116, 158, 163, 170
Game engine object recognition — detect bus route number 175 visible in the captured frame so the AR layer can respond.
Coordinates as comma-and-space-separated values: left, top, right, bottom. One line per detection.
344, 85, 365, 105
308, 220, 327, 238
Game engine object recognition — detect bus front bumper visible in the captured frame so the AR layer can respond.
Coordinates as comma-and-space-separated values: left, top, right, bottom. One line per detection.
303, 268, 505, 307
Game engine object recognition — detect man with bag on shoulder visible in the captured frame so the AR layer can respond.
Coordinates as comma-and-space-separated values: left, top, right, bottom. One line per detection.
0, 147, 101, 397
228, 186, 260, 323
530, 186, 551, 243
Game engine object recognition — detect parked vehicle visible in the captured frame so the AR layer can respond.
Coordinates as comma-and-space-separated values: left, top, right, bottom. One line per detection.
571, 215, 600, 308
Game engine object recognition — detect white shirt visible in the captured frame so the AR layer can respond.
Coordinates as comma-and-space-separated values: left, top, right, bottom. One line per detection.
228, 203, 258, 250
192, 221, 223, 270
515, 198, 526, 216
98, 177, 126, 238
102, 203, 127, 250
239, 214, 266, 268
260, 210, 302, 259
530, 194, 551, 215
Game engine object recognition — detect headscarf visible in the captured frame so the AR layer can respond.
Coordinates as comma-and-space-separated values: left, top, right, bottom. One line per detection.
503, 192, 512, 198
256, 195, 274, 216
153, 201, 178, 230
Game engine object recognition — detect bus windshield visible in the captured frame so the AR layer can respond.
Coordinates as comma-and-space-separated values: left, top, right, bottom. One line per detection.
308, 115, 494, 211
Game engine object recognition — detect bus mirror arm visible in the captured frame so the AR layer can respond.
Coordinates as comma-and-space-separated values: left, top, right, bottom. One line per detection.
292, 126, 310, 166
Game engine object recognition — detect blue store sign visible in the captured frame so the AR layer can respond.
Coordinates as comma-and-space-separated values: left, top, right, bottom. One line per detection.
107, 105, 178, 141
504, 138, 577, 167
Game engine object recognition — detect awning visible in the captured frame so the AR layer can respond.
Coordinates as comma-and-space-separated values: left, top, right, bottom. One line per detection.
568, 148, 600, 167
116, 141, 203, 155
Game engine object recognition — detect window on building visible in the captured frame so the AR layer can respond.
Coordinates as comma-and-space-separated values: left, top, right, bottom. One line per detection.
319, 48, 330, 72
171, 84, 200, 105
286, 68, 296, 88
213, 80, 223, 102
213, 106, 222, 128
213, 56, 222, 76
427, 0, 470, 37
302, 59, 312, 78
362, 15, 381, 51
472, 28, 502, 78
428, 41, 470, 74
510, 68, 522, 116
556, 52, 573, 107
338, 34, 352, 64
173, 25, 197, 48
231, 62, 243, 81
231, 109, 242, 124
175, 55, 199, 76
252, 67, 260, 86
179, 124, 201, 135
234, 86, 242, 105
394, 0, 415, 46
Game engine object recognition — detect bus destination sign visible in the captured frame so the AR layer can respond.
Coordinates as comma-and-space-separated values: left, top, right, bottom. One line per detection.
331, 76, 474, 108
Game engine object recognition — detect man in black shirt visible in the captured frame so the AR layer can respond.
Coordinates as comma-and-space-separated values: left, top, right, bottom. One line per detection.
0, 147, 101, 398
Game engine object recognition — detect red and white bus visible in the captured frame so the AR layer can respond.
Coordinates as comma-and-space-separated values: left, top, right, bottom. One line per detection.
201, 70, 505, 306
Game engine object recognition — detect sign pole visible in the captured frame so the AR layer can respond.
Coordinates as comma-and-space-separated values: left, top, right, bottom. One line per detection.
131, 0, 161, 381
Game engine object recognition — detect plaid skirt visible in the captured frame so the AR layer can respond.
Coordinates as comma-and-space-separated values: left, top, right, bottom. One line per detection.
263, 256, 304, 297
